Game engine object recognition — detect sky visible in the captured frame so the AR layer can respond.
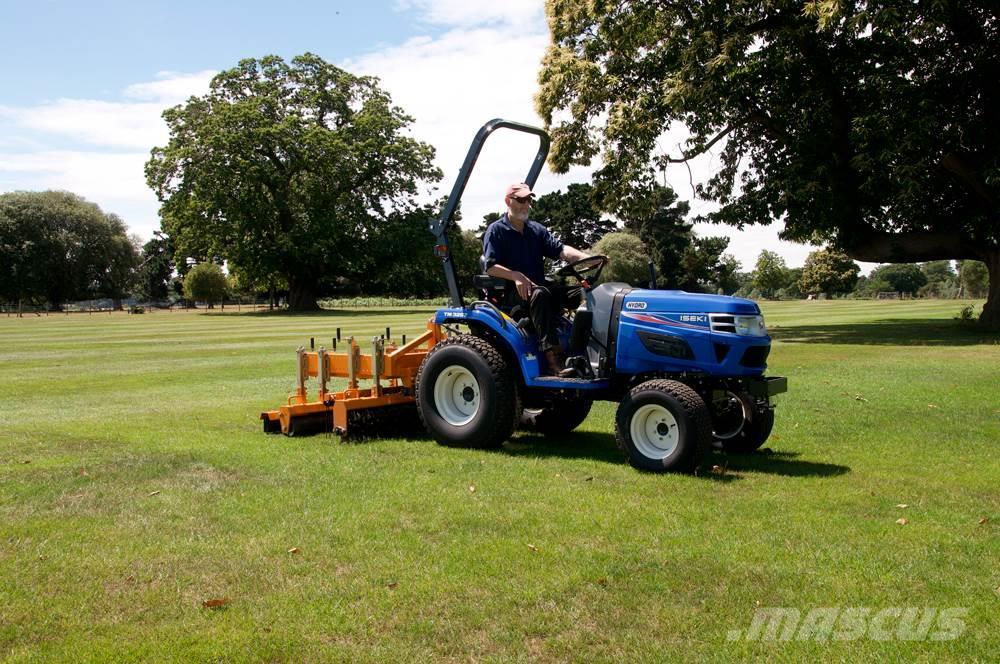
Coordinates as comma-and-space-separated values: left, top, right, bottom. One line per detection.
0, 0, 839, 273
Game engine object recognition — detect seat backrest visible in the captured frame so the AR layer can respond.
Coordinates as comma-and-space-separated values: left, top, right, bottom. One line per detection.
475, 254, 508, 300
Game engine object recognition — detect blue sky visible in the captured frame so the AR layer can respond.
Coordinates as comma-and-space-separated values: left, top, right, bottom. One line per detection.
0, 0, 829, 271
1, 1, 418, 104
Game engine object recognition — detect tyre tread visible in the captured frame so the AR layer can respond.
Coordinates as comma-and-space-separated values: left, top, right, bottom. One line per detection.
615, 379, 711, 471
416, 334, 520, 448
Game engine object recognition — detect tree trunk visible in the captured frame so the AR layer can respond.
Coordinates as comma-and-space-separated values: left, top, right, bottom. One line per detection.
288, 280, 320, 311
981, 249, 1000, 329
112, 298, 123, 311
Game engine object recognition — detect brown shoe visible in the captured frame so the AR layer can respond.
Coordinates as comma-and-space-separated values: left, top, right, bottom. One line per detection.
544, 348, 577, 378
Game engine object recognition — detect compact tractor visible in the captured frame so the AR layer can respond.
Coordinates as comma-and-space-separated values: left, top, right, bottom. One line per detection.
262, 119, 787, 472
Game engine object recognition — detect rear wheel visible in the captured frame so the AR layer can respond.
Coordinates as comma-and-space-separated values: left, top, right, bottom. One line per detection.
615, 379, 710, 472
416, 335, 520, 449
520, 399, 592, 434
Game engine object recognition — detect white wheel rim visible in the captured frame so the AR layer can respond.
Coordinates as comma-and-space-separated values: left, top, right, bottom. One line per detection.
433, 365, 481, 426
630, 404, 679, 460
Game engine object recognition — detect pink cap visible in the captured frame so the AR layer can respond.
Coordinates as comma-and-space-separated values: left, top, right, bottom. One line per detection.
504, 182, 534, 200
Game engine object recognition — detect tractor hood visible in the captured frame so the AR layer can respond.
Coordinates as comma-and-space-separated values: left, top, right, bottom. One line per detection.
621, 288, 761, 315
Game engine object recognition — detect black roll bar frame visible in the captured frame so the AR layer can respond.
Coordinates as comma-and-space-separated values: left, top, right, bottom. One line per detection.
428, 118, 550, 308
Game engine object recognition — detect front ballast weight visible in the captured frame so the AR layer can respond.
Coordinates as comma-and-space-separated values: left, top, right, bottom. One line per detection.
261, 322, 446, 438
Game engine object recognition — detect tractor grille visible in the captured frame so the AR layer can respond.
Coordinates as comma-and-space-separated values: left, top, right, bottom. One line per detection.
637, 330, 695, 360
740, 345, 770, 368
709, 314, 737, 334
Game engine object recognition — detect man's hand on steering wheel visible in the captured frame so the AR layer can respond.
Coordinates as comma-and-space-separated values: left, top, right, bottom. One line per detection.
556, 255, 610, 287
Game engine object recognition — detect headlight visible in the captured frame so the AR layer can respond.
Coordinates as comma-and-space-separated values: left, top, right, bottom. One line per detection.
734, 315, 767, 336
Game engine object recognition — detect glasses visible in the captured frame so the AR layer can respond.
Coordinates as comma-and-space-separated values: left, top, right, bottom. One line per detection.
512, 196, 532, 204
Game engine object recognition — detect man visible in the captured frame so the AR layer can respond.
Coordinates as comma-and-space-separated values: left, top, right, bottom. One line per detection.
482, 182, 591, 376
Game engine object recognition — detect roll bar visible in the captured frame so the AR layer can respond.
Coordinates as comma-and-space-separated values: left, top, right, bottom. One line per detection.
429, 118, 550, 308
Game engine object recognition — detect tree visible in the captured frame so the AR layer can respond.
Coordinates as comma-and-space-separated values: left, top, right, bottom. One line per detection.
918, 260, 957, 297
100, 225, 141, 310
592, 232, 649, 285
779, 267, 805, 300
146, 53, 440, 311
476, 212, 502, 241
136, 231, 175, 302
532, 183, 616, 248
0, 191, 136, 312
957, 260, 989, 298
537, 1, 1000, 327
367, 201, 479, 299
751, 250, 788, 299
799, 249, 860, 298
183, 263, 228, 307
615, 184, 691, 288
714, 254, 743, 295
868, 264, 928, 296
680, 235, 730, 292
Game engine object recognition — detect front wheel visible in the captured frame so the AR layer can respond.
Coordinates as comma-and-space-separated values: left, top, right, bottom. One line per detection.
615, 379, 711, 472
416, 335, 520, 449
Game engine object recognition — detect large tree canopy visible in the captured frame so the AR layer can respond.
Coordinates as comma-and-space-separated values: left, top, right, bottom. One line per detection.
146, 53, 441, 310
537, 0, 1000, 326
0, 191, 137, 313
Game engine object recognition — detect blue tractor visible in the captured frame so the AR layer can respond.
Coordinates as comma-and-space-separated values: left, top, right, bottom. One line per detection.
417, 119, 787, 472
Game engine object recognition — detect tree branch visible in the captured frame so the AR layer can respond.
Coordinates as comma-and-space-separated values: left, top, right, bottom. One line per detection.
661, 125, 734, 163
841, 230, 985, 263
941, 152, 998, 210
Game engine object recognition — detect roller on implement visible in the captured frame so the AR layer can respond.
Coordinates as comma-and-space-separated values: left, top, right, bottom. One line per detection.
261, 322, 445, 437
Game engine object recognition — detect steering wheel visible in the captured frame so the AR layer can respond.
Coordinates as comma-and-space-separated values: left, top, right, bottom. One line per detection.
556, 255, 609, 287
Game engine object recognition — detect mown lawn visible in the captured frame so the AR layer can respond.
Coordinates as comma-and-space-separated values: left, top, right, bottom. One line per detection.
1, 300, 997, 661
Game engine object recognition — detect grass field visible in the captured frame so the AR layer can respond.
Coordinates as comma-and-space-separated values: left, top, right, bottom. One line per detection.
1, 300, 997, 661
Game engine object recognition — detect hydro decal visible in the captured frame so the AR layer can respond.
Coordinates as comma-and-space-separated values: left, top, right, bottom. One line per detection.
625, 301, 647, 310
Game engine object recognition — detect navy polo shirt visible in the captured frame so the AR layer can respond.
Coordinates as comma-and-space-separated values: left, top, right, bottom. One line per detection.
482, 213, 564, 285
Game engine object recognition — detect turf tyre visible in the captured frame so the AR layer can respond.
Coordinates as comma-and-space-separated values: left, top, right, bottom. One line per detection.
416, 334, 520, 449
615, 379, 710, 472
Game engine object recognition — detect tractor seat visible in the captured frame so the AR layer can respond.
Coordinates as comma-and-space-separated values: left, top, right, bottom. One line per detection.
472, 273, 534, 332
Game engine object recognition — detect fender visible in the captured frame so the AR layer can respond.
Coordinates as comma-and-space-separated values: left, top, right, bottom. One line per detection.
434, 305, 610, 391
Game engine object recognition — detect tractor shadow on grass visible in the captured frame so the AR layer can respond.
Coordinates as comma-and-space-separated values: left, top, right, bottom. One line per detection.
504, 433, 850, 482
715, 449, 851, 479
769, 318, 998, 346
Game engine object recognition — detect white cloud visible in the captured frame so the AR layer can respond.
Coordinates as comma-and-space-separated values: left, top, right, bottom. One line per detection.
2, 100, 170, 149
344, 26, 563, 223
0, 71, 213, 238
123, 70, 217, 103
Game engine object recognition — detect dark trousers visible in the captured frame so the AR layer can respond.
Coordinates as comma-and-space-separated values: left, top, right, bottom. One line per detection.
508, 283, 581, 352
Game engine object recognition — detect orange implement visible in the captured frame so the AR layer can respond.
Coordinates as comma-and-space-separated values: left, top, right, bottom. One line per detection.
261, 321, 444, 436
